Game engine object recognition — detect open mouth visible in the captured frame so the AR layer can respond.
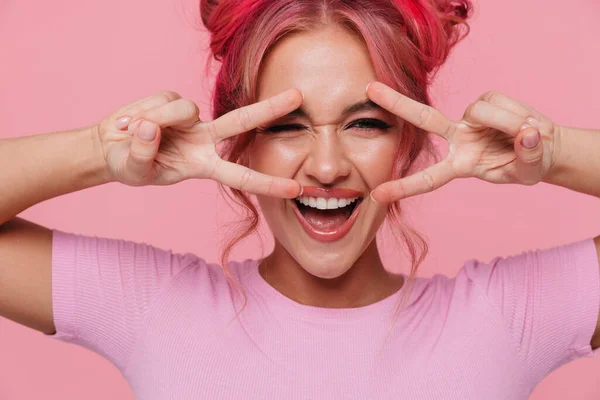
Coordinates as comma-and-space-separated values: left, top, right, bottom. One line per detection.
291, 195, 364, 242
295, 196, 362, 228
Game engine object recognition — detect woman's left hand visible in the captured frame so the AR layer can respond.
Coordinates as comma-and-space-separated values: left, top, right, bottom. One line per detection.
366, 81, 562, 203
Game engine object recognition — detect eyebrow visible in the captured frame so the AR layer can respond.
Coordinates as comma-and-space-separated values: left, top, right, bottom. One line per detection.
282, 100, 385, 119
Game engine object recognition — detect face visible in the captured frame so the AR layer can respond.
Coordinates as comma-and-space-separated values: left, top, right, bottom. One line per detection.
249, 24, 403, 279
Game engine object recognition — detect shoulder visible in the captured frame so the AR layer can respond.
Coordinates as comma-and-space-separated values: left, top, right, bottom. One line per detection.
168, 255, 261, 294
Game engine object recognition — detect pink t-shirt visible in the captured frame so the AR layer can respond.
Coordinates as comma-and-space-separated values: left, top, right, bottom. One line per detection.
46, 229, 600, 399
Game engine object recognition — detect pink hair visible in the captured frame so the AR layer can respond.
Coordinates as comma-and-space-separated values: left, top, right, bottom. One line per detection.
200, 0, 473, 321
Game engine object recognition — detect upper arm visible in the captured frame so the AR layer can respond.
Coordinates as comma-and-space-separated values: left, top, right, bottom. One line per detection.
591, 235, 600, 349
464, 237, 599, 379
0, 217, 54, 334
0, 221, 199, 371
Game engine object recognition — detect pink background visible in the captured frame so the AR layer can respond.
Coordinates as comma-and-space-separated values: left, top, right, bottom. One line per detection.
1, 0, 600, 398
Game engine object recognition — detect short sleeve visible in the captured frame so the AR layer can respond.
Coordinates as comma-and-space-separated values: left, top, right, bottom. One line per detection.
45, 229, 197, 372
462, 237, 600, 382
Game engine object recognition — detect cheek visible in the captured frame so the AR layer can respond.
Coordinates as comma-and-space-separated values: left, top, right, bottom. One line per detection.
346, 135, 400, 187
249, 137, 307, 176
249, 138, 308, 219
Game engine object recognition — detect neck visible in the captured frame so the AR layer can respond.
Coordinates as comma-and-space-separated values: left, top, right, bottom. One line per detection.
259, 239, 404, 309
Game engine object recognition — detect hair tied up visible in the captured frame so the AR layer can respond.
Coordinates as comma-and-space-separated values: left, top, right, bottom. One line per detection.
434, 0, 472, 24
201, 0, 260, 61
200, 0, 221, 29
396, 0, 473, 76
197, 0, 474, 320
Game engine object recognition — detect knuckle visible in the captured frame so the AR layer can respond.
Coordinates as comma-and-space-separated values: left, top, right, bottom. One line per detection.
463, 103, 474, 118
239, 169, 253, 191
469, 100, 486, 117
156, 90, 181, 103
421, 169, 435, 191
181, 99, 200, 118
482, 90, 501, 104
146, 107, 164, 122
444, 121, 457, 139
417, 104, 432, 127
237, 108, 253, 132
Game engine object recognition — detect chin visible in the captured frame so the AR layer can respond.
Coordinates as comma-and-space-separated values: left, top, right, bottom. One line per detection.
291, 250, 357, 279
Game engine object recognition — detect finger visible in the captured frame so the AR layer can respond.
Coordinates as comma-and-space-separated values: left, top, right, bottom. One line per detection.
112, 94, 156, 120
514, 126, 544, 185
208, 157, 302, 198
129, 98, 201, 130
479, 91, 544, 122
206, 88, 303, 142
125, 120, 161, 181
462, 100, 529, 136
114, 91, 183, 130
370, 158, 456, 203
479, 91, 548, 133
366, 81, 456, 140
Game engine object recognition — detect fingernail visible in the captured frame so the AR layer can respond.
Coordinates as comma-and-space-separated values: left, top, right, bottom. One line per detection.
519, 123, 532, 132
365, 82, 372, 93
115, 116, 131, 130
522, 131, 540, 149
369, 190, 378, 203
526, 117, 541, 128
138, 121, 156, 141
298, 185, 304, 196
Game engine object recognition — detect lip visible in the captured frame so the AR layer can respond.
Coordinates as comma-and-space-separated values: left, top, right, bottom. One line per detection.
291, 195, 363, 243
299, 186, 364, 200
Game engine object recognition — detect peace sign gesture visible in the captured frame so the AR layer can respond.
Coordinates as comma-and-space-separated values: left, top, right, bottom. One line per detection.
97, 89, 303, 198
366, 82, 560, 203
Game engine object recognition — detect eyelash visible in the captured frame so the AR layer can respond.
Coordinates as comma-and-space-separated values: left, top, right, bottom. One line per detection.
260, 118, 392, 134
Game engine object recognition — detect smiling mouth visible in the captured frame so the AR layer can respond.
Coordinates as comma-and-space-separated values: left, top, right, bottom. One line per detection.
295, 196, 361, 225
291, 196, 364, 242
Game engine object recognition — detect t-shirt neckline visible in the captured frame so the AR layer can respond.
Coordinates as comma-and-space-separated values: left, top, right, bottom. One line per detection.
245, 259, 413, 321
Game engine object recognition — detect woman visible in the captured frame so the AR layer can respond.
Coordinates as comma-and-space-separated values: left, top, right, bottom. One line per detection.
1, 0, 599, 398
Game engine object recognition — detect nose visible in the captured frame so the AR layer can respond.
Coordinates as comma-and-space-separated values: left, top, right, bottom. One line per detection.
302, 129, 352, 185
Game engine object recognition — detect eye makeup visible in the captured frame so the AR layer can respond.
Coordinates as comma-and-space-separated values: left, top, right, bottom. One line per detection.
345, 118, 391, 131
258, 123, 308, 134
258, 118, 392, 134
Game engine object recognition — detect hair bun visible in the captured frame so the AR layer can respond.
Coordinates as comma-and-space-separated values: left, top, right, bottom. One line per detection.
433, 0, 471, 24
432, 0, 473, 43
200, 0, 250, 61
200, 0, 221, 32
395, 0, 473, 76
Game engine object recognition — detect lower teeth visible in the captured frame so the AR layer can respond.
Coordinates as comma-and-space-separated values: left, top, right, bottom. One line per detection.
296, 201, 357, 230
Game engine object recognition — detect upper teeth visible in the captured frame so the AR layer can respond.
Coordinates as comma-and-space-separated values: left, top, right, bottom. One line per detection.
295, 196, 360, 210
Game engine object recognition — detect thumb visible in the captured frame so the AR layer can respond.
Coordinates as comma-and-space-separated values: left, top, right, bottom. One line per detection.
126, 119, 160, 183
514, 126, 543, 185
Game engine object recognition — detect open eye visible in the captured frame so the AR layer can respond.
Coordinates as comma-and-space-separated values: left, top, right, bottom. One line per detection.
258, 124, 307, 134
347, 118, 391, 131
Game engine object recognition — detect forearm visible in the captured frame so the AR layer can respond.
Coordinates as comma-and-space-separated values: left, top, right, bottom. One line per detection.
0, 126, 112, 225
542, 126, 600, 198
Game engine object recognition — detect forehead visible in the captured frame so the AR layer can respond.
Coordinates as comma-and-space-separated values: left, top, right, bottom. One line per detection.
257, 25, 378, 120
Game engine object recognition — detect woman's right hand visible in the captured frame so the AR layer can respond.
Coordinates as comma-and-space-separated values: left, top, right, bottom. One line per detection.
94, 89, 303, 198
